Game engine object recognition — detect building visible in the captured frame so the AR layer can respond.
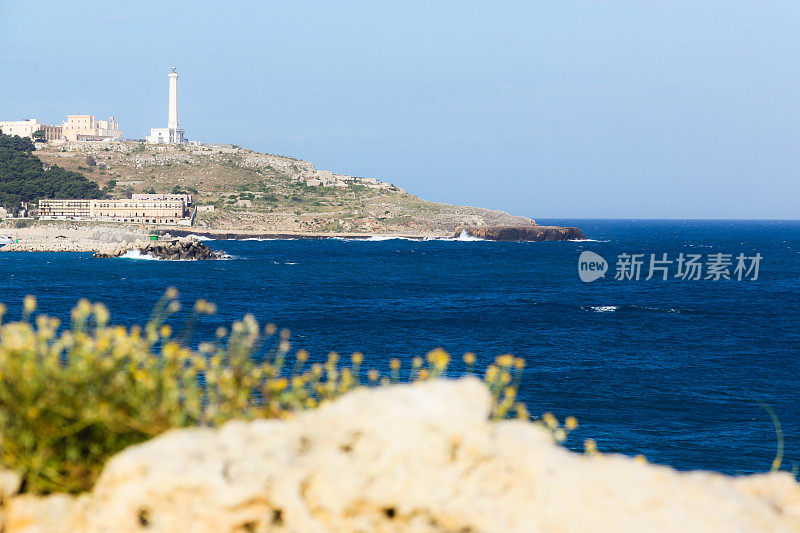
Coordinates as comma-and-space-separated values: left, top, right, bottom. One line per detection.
38, 195, 193, 225
42, 124, 63, 141
130, 193, 192, 206
0, 119, 44, 138
0, 116, 119, 142
91, 198, 186, 224
147, 67, 187, 144
37, 199, 92, 218
61, 115, 123, 141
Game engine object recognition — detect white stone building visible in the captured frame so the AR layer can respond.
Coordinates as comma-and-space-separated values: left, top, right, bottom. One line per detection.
61, 115, 123, 141
0, 119, 44, 138
147, 67, 186, 144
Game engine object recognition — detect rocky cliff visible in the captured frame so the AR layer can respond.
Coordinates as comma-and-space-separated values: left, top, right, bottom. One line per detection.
2, 379, 797, 532
455, 225, 586, 241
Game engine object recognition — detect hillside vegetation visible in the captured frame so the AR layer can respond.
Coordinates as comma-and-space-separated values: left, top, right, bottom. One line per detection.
0, 134, 102, 212
34, 141, 533, 235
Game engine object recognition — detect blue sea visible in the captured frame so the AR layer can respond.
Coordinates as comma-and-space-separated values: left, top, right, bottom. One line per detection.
1, 219, 798, 476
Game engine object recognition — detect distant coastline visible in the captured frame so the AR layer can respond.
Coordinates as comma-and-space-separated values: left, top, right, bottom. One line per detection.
0, 220, 585, 253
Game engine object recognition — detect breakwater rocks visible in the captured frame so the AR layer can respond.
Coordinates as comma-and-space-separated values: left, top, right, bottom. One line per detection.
455, 225, 586, 241
92, 237, 226, 260
2, 379, 798, 532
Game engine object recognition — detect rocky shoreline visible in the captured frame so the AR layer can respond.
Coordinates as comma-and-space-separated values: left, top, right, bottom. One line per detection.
0, 222, 588, 253
454, 225, 586, 241
92, 237, 227, 260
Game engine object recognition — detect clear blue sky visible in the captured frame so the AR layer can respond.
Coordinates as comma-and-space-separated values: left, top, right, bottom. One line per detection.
1, 1, 797, 219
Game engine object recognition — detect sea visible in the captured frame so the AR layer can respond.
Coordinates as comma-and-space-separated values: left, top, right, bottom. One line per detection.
1, 219, 798, 476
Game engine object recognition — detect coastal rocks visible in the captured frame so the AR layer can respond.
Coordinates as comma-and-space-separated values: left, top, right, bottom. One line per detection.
92, 237, 225, 260
455, 224, 586, 241
9, 378, 799, 532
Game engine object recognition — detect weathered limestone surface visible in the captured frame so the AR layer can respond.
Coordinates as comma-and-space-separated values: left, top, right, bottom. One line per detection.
455, 225, 586, 241
3, 378, 799, 532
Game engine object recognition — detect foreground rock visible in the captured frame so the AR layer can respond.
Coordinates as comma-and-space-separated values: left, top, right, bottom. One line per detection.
455, 225, 586, 241
4, 378, 799, 532
92, 236, 226, 260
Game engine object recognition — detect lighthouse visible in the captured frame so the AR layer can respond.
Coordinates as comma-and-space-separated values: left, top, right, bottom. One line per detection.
147, 66, 187, 144
168, 66, 179, 131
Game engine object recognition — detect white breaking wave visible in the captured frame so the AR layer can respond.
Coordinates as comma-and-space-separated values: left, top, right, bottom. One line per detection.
366, 235, 416, 241
120, 250, 161, 261
119, 250, 233, 261
425, 230, 485, 242
589, 306, 618, 313
329, 236, 407, 242
456, 230, 485, 241
569, 238, 606, 242
186, 234, 214, 241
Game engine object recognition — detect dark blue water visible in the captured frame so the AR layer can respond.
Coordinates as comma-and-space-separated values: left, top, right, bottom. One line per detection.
1, 219, 798, 475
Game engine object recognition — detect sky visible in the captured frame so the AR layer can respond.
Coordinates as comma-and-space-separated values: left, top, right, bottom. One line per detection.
1, 0, 798, 219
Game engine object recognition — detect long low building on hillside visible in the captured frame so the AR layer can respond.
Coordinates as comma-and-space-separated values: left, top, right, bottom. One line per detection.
38, 194, 193, 225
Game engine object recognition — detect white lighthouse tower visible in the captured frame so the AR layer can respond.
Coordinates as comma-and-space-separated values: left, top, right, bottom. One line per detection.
168, 67, 179, 131
147, 66, 186, 144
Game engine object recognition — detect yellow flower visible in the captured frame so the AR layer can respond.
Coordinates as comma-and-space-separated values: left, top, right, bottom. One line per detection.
194, 299, 216, 315
160, 325, 172, 338
496, 354, 514, 367
565, 416, 578, 430
297, 349, 309, 362
584, 438, 598, 455
351, 352, 363, 365
412, 356, 423, 368
389, 358, 400, 370
23, 295, 37, 314
463, 352, 476, 365
367, 369, 380, 381
542, 412, 558, 429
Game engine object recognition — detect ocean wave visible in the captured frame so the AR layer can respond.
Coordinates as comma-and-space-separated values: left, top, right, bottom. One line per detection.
569, 238, 607, 242
119, 250, 162, 261
329, 235, 417, 242
186, 234, 214, 241
424, 230, 485, 242
589, 305, 618, 313
585, 304, 690, 314
366, 235, 416, 241
119, 250, 233, 261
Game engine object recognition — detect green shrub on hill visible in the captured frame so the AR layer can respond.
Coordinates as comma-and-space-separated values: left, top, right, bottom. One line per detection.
0, 132, 103, 210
